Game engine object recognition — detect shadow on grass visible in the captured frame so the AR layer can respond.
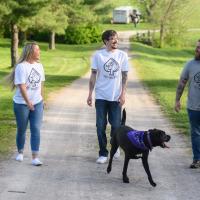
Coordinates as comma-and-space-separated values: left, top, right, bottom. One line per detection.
0, 43, 10, 48
128, 78, 178, 91
131, 42, 193, 59
45, 74, 81, 89
56, 44, 102, 52
0, 71, 9, 77
38, 43, 101, 53
137, 54, 186, 66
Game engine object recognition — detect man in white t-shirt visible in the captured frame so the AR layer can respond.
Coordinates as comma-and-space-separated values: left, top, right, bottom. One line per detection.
87, 30, 129, 164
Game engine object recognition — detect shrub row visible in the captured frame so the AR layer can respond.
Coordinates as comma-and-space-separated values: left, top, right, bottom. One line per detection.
65, 24, 102, 44
4, 24, 102, 45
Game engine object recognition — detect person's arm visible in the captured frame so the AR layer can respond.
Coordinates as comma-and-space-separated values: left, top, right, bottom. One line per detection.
174, 78, 187, 112
18, 84, 34, 110
41, 81, 46, 108
119, 71, 128, 106
87, 69, 97, 107
41, 82, 45, 99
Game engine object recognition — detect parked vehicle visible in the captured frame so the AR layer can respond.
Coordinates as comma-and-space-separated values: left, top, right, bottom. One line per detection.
112, 6, 141, 24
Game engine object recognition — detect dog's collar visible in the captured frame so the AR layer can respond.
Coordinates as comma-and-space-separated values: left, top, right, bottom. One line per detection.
127, 130, 153, 151
147, 131, 153, 151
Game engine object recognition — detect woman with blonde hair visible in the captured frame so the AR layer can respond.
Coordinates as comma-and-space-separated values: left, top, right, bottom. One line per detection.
9, 42, 45, 166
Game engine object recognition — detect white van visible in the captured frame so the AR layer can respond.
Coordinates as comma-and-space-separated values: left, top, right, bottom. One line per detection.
112, 6, 134, 24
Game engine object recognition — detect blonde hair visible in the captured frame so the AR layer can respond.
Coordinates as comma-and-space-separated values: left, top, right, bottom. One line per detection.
8, 42, 39, 90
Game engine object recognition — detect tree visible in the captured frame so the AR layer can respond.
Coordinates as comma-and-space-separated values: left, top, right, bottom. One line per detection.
139, 0, 190, 47
0, 0, 49, 67
138, 0, 158, 20
33, 0, 68, 50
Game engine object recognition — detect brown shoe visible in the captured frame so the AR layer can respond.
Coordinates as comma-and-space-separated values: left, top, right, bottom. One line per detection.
190, 160, 200, 168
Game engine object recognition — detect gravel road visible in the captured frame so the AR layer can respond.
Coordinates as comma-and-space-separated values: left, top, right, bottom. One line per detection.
0, 31, 200, 200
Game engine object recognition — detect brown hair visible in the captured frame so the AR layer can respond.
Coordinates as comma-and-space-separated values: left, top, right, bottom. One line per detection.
101, 30, 117, 45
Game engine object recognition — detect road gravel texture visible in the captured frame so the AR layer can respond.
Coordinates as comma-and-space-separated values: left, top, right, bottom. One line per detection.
0, 31, 200, 200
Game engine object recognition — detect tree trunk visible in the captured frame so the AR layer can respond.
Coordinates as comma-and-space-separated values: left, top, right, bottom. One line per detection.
160, 23, 164, 48
159, 0, 175, 48
49, 31, 55, 50
11, 23, 19, 67
145, 0, 158, 17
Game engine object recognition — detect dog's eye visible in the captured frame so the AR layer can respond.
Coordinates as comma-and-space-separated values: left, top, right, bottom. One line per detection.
162, 134, 168, 141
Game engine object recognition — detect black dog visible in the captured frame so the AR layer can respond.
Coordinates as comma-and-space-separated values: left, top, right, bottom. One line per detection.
107, 109, 171, 187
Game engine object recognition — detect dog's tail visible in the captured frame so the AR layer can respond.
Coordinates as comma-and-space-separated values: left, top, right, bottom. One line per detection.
121, 108, 126, 126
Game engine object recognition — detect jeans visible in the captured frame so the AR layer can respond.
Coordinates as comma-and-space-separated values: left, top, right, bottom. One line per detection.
95, 99, 121, 157
14, 101, 43, 154
187, 109, 200, 161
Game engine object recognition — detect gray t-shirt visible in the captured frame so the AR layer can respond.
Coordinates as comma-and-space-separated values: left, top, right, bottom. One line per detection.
181, 59, 200, 110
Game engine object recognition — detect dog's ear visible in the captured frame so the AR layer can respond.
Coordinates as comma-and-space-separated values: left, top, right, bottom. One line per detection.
148, 129, 156, 133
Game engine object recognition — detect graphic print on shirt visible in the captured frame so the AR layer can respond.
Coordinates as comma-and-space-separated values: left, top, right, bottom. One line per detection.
28, 68, 41, 89
194, 72, 200, 89
103, 58, 119, 78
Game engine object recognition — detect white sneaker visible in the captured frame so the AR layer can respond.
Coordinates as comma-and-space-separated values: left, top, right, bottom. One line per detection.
16, 154, 23, 162
32, 158, 43, 166
96, 156, 107, 164
114, 148, 120, 159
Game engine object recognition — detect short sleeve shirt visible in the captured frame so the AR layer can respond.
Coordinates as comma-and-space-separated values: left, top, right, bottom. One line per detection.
181, 59, 200, 110
13, 61, 45, 105
91, 49, 129, 101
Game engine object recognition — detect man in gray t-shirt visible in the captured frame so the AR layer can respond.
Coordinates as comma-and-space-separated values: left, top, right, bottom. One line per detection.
175, 40, 200, 168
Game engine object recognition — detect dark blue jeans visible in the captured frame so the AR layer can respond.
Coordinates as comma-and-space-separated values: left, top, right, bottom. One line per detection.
187, 109, 200, 161
95, 99, 121, 157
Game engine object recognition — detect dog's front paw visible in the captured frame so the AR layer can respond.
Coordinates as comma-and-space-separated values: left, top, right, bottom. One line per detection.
123, 175, 129, 183
150, 181, 156, 187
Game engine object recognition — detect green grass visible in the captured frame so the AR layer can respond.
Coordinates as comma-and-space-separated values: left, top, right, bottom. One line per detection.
101, 22, 157, 31
130, 41, 196, 135
0, 38, 101, 158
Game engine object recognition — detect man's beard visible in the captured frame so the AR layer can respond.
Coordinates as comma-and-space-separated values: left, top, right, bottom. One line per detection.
195, 52, 200, 60
111, 43, 117, 49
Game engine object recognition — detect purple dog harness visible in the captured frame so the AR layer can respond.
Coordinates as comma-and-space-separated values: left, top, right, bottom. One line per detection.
127, 130, 152, 150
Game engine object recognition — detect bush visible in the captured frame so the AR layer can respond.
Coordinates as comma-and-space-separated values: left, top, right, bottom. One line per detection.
164, 25, 187, 47
65, 24, 102, 44
28, 30, 50, 42
131, 30, 161, 48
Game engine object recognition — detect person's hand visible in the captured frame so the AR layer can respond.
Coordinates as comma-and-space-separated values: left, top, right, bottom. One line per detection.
87, 95, 92, 107
118, 94, 125, 107
27, 102, 34, 111
174, 101, 181, 112
43, 101, 47, 109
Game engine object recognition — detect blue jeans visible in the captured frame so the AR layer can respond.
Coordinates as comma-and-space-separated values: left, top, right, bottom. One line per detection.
14, 101, 43, 154
95, 99, 121, 157
187, 109, 200, 161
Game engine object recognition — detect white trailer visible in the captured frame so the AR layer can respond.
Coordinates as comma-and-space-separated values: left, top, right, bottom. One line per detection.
112, 6, 133, 24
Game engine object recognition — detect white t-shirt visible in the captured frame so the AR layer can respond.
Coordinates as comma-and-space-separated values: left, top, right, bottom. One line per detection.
13, 61, 45, 105
91, 48, 129, 101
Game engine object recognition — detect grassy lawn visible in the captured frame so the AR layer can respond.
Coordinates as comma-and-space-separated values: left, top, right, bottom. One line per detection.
101, 22, 157, 31
130, 41, 196, 135
0, 38, 101, 158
